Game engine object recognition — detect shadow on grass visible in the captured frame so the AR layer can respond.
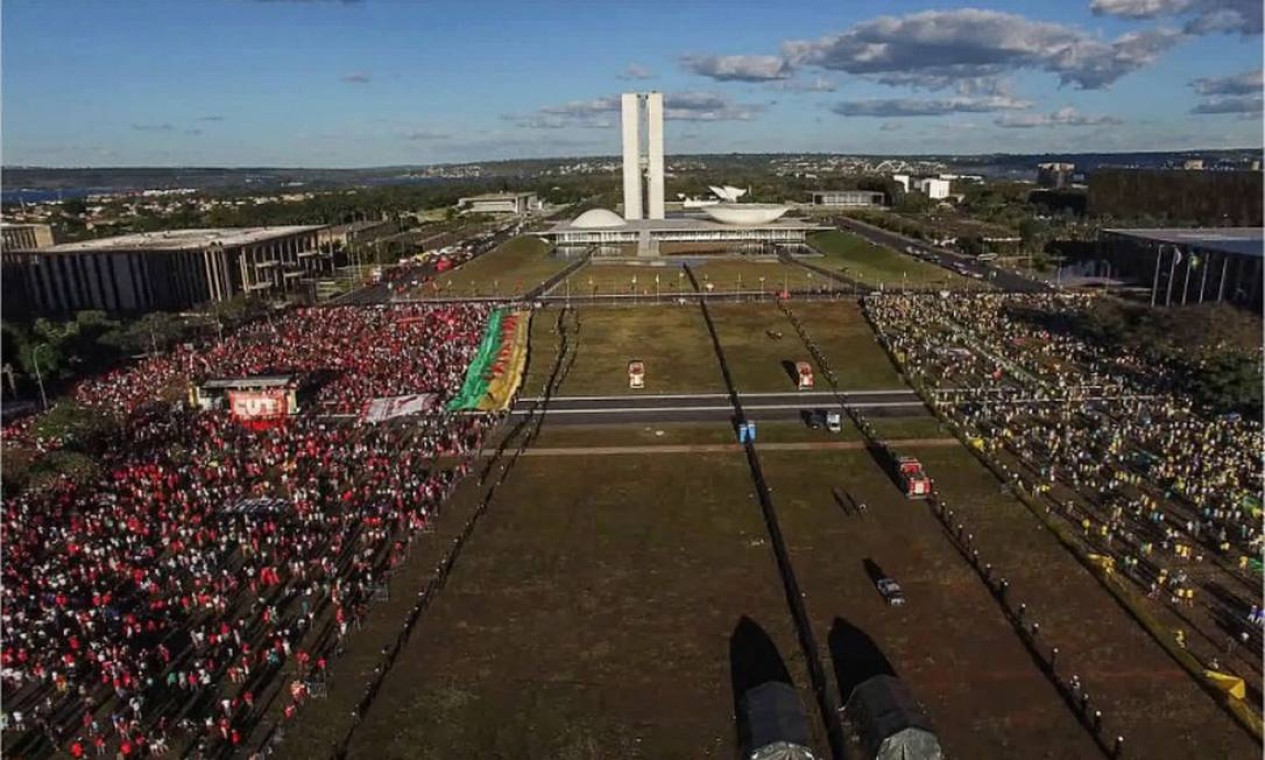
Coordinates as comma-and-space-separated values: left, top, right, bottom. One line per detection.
730, 616, 810, 757
828, 616, 897, 704
780, 359, 801, 389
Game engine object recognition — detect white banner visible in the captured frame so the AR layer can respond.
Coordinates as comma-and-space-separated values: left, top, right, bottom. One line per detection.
361, 393, 438, 423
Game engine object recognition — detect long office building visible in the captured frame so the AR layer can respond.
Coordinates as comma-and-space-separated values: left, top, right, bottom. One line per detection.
1, 223, 55, 249
1098, 227, 1263, 310
3, 226, 328, 317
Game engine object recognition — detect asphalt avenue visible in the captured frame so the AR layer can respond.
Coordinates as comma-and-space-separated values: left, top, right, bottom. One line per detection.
510, 389, 931, 424
835, 216, 1051, 293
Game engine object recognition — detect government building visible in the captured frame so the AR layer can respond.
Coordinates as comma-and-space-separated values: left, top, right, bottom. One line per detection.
2, 226, 330, 317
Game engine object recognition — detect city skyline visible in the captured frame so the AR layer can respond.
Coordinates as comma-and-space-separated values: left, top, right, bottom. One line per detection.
2, 0, 1262, 167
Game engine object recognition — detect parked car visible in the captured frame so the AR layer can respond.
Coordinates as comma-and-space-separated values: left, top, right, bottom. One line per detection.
803, 409, 824, 430
826, 411, 843, 433
876, 578, 906, 606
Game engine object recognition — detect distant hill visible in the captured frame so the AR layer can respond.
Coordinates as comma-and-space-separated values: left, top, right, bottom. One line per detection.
4, 149, 1259, 197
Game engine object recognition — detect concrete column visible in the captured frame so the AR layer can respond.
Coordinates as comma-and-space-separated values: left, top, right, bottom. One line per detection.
621, 93, 642, 220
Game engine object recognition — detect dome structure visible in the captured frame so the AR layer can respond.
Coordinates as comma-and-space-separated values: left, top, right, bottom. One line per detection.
570, 208, 627, 229
702, 203, 789, 226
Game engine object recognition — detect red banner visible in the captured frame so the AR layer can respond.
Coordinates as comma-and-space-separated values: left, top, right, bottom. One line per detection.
228, 390, 289, 420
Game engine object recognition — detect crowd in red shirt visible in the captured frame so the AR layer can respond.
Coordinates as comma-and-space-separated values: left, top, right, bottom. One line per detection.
2, 303, 499, 757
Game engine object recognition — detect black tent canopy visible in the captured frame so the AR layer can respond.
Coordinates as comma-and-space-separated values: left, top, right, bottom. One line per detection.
846, 675, 942, 760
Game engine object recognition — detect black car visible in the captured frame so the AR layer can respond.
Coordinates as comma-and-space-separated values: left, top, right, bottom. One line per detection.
803, 409, 825, 429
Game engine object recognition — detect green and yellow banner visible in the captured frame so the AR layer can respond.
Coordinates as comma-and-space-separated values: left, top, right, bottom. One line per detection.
446, 309, 531, 412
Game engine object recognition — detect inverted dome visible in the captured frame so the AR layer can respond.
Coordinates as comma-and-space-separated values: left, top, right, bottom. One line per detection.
702, 203, 789, 226
571, 208, 626, 229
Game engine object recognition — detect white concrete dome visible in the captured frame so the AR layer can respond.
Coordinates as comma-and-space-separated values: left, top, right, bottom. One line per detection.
571, 208, 627, 228
701, 203, 789, 226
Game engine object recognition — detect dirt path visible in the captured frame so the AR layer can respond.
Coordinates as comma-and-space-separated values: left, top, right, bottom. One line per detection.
483, 437, 959, 457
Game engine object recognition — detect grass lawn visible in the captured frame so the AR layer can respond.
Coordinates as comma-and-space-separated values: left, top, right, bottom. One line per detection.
709, 302, 904, 392
343, 453, 824, 758
785, 302, 906, 389
429, 236, 569, 297
898, 445, 1260, 759
689, 260, 824, 293
526, 305, 726, 396
520, 417, 949, 450
759, 449, 1101, 758
562, 262, 695, 298
808, 230, 984, 291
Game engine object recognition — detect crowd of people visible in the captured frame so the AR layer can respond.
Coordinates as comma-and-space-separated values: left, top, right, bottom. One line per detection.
2, 303, 502, 757
866, 292, 1263, 679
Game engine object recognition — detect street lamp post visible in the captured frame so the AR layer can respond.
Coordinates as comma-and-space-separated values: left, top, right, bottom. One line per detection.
30, 344, 49, 410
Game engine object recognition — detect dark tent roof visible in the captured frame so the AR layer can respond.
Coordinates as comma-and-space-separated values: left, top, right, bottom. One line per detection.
846, 675, 939, 759
201, 374, 296, 390
740, 681, 812, 754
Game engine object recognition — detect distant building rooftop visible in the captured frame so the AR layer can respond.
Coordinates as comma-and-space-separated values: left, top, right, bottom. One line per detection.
460, 192, 535, 202
26, 226, 324, 254
1101, 227, 1263, 259
547, 213, 823, 234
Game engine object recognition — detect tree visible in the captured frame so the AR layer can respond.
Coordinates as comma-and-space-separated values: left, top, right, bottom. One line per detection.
19, 320, 75, 386
100, 311, 188, 356
957, 236, 985, 256
60, 197, 88, 217
26, 450, 103, 492
32, 400, 119, 449
1185, 353, 1263, 416
1017, 218, 1040, 248
896, 191, 933, 214
210, 294, 273, 332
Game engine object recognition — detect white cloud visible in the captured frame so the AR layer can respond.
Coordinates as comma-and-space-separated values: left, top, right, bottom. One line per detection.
1187, 68, 1264, 113
617, 63, 654, 81
782, 9, 1181, 89
771, 76, 837, 93
1091, 0, 1261, 35
681, 54, 793, 82
1191, 94, 1264, 113
995, 106, 1125, 128
402, 130, 451, 141
1190, 68, 1263, 94
507, 91, 765, 128
831, 95, 1032, 117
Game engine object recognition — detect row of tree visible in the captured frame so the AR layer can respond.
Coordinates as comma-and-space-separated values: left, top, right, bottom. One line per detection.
1012, 299, 1263, 416
2, 294, 272, 406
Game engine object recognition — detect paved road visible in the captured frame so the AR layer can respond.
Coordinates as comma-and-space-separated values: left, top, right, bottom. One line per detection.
835, 217, 1051, 294
331, 222, 523, 306
511, 389, 931, 424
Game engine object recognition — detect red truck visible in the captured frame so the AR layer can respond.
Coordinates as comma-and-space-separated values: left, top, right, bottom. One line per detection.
896, 456, 934, 499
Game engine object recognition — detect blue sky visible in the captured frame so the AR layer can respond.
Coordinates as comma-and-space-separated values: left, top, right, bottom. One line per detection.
3, 0, 1261, 167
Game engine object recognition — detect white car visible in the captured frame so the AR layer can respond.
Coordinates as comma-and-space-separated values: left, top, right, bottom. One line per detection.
876, 578, 906, 606
826, 411, 843, 433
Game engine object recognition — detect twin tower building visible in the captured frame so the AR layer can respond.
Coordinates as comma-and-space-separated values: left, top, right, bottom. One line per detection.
621, 92, 666, 221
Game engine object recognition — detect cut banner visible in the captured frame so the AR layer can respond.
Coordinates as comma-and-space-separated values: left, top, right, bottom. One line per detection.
361, 393, 439, 423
